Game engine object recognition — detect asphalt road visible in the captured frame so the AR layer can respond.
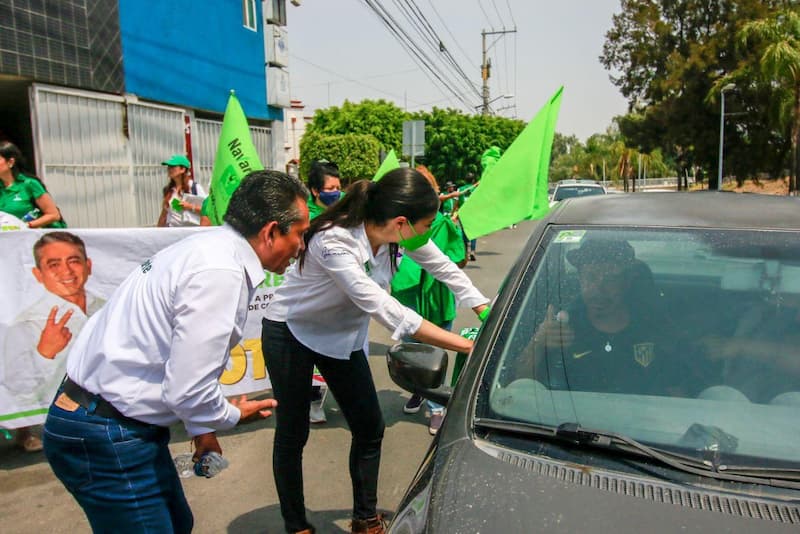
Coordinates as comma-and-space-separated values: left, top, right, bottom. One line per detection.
0, 220, 538, 534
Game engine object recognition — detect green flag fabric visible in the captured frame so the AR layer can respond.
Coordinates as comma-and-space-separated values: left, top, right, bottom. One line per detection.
372, 149, 400, 181
459, 87, 563, 239
206, 92, 264, 225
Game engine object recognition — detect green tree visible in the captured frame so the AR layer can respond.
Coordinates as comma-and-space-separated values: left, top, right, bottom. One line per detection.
601, 0, 786, 187
737, 8, 800, 192
299, 132, 381, 183
301, 99, 524, 188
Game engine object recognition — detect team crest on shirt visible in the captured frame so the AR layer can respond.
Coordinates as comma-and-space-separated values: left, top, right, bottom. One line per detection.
633, 343, 656, 368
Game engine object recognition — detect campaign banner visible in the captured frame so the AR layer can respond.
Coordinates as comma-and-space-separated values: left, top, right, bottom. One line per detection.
0, 226, 315, 429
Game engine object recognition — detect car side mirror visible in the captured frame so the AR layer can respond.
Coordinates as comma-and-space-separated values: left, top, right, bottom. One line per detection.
386, 342, 452, 406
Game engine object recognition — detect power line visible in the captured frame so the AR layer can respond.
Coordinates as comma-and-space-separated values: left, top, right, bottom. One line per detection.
393, 0, 482, 100
504, 0, 517, 28
359, 0, 478, 111
490, 0, 505, 28
425, 0, 474, 71
476, 0, 494, 29
291, 54, 423, 104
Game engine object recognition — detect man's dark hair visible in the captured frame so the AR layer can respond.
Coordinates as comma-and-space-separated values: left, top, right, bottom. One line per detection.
224, 170, 309, 237
33, 231, 87, 268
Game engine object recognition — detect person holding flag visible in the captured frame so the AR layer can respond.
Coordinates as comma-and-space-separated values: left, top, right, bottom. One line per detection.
262, 168, 490, 534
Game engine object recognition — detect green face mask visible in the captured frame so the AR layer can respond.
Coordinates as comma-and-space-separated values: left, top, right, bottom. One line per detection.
398, 220, 433, 251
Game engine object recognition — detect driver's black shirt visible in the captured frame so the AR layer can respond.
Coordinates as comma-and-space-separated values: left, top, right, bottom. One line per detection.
536, 303, 686, 396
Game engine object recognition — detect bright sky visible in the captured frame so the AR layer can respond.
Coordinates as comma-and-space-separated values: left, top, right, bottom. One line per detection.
286, 0, 629, 142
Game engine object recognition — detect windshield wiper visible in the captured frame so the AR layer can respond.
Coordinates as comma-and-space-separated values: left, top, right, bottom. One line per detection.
554, 423, 800, 490
474, 418, 800, 490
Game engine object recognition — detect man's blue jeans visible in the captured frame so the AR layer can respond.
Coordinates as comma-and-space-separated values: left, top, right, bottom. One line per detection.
43, 390, 193, 534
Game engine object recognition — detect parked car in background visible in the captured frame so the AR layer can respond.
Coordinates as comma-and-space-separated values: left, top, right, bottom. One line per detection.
387, 193, 800, 533
550, 179, 606, 206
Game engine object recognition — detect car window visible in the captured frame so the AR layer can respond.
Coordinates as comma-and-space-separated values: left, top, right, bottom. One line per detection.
553, 185, 605, 201
481, 226, 800, 467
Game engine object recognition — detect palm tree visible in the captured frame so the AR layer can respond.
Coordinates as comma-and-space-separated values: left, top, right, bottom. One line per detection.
739, 9, 800, 194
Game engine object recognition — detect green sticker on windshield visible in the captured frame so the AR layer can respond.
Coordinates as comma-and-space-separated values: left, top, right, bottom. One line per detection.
554, 230, 586, 243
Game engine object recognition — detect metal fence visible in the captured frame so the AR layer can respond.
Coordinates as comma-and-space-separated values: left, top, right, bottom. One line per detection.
31, 84, 274, 228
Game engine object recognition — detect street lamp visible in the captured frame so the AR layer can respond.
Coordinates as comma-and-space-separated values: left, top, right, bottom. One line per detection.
717, 83, 735, 191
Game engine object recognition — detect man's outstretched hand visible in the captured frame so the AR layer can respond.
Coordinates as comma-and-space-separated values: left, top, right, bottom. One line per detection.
230, 395, 278, 423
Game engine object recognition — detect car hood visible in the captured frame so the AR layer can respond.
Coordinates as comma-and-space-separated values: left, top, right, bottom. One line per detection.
390, 437, 799, 533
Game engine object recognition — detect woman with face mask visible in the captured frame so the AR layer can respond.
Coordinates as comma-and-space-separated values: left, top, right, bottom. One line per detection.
306, 160, 342, 220
262, 167, 489, 534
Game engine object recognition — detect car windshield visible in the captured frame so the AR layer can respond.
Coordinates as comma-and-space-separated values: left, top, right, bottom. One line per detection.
553, 185, 605, 201
480, 226, 800, 467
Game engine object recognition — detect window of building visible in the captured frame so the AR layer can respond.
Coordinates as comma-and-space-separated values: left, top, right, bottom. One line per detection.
243, 0, 257, 31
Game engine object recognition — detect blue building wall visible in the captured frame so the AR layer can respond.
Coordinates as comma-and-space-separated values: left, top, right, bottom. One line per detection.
119, 0, 281, 121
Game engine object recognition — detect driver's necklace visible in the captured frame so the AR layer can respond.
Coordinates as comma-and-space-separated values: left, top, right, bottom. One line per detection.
605, 341, 612, 352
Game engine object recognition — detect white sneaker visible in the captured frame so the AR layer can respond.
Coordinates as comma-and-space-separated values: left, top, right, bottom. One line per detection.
309, 400, 327, 423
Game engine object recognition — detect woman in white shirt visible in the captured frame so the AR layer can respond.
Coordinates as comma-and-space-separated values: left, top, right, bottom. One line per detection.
156, 154, 204, 227
263, 168, 489, 534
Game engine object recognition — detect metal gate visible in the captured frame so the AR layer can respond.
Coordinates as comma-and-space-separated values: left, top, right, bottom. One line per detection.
127, 100, 186, 226
30, 84, 186, 228
30, 84, 133, 228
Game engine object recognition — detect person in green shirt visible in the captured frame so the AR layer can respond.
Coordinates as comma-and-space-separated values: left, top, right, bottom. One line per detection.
392, 165, 468, 435
306, 160, 342, 221
439, 181, 461, 215
0, 141, 62, 229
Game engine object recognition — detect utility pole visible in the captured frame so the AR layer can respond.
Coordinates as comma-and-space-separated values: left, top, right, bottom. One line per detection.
481, 28, 516, 115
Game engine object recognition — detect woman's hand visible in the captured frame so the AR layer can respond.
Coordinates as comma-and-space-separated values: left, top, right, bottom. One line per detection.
29, 193, 61, 228
180, 200, 199, 213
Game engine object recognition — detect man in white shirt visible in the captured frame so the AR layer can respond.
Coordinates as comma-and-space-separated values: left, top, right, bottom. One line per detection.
42, 170, 310, 534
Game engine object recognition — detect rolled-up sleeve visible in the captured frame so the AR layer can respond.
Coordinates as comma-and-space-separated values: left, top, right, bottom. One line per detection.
312, 233, 423, 340
408, 242, 490, 308
162, 268, 244, 436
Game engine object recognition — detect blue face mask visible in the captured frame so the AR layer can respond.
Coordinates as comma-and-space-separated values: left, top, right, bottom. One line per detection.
318, 190, 341, 206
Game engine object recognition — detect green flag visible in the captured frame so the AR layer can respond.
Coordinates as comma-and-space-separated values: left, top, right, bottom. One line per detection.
459, 87, 563, 239
206, 92, 264, 225
372, 149, 400, 181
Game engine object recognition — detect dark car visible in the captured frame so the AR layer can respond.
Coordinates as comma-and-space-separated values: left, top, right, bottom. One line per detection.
387, 193, 800, 533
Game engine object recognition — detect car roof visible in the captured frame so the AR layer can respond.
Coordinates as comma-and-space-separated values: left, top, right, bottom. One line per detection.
555, 179, 602, 186
547, 192, 800, 230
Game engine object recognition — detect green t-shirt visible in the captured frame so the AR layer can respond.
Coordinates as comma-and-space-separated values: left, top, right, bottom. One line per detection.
307, 195, 325, 221
441, 197, 456, 215
391, 212, 466, 326
200, 196, 210, 217
0, 173, 46, 219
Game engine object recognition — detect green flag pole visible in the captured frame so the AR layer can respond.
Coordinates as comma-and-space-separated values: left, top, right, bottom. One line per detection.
372, 149, 400, 181
458, 87, 563, 239
207, 91, 264, 225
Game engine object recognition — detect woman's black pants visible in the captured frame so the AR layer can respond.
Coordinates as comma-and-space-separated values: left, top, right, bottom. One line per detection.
262, 319, 385, 533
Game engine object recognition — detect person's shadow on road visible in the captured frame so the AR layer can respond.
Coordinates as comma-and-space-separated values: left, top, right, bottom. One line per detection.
229, 504, 393, 533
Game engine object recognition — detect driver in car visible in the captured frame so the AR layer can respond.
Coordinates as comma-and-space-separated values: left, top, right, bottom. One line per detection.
523, 238, 696, 396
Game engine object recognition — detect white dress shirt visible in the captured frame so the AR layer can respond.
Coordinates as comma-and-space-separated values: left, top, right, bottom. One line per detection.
266, 224, 488, 360
66, 225, 265, 436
